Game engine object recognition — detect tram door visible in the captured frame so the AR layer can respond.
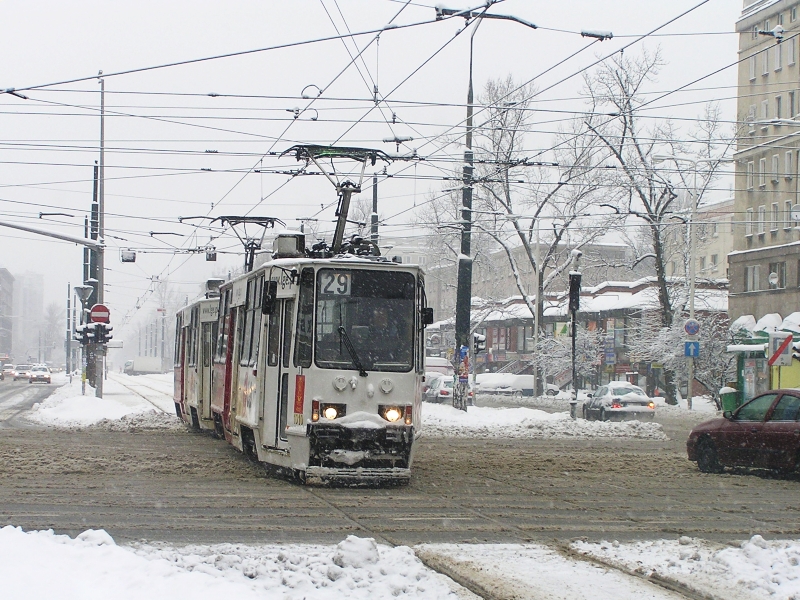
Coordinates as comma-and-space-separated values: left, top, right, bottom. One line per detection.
200, 322, 214, 420
262, 298, 296, 449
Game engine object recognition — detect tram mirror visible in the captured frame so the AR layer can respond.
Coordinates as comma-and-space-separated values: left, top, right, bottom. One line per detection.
422, 308, 434, 326
262, 280, 278, 315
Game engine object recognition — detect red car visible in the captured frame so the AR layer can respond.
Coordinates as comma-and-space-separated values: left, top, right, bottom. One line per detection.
687, 389, 800, 474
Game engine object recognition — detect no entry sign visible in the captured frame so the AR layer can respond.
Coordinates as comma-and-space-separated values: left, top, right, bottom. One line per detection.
90, 303, 110, 323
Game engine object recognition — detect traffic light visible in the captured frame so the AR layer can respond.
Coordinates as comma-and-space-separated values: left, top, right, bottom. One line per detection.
473, 332, 486, 354
569, 272, 582, 313
85, 322, 98, 344
74, 324, 91, 345
97, 323, 113, 344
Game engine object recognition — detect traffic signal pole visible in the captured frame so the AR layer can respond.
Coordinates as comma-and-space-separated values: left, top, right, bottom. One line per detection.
96, 73, 106, 399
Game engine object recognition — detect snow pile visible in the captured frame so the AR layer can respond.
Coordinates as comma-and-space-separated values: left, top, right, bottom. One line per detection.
87, 411, 182, 431
422, 404, 667, 439
26, 375, 173, 429
0, 527, 468, 600
574, 535, 800, 600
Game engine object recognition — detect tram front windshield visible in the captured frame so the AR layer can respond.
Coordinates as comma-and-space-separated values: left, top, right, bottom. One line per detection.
315, 268, 415, 372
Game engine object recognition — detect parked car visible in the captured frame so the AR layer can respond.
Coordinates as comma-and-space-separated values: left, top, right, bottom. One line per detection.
1, 365, 11, 378
687, 389, 800, 474
13, 364, 33, 381
582, 381, 656, 421
29, 365, 51, 384
423, 376, 473, 403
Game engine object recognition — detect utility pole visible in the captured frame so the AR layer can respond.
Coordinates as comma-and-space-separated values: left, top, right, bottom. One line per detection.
96, 71, 105, 398
65, 283, 71, 376
569, 251, 582, 418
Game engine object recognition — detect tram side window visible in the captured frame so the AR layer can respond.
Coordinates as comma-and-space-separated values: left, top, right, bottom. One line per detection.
417, 275, 426, 374
173, 314, 183, 367
294, 268, 314, 368
250, 275, 263, 366
239, 276, 264, 367
267, 305, 280, 367
188, 307, 199, 367
214, 289, 231, 364
282, 299, 295, 369
239, 279, 255, 366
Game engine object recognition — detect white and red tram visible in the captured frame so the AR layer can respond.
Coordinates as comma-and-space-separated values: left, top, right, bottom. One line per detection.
175, 232, 433, 484
174, 283, 220, 430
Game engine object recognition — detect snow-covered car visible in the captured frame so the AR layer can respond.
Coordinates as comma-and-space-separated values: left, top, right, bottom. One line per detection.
423, 376, 473, 403
582, 381, 655, 421
29, 365, 51, 384
13, 364, 33, 381
424, 376, 454, 403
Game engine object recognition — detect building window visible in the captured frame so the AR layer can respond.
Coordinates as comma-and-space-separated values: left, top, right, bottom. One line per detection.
776, 96, 783, 119
699, 256, 706, 272
775, 43, 783, 70
773, 154, 781, 181
746, 265, 760, 291
791, 91, 797, 117
712, 221, 719, 237
779, 13, 785, 25
758, 205, 767, 234
747, 161, 755, 189
786, 199, 794, 230
790, 38, 798, 66
746, 208, 754, 236
769, 261, 786, 288
772, 202, 780, 231
753, 25, 759, 39
793, 6, 798, 22
786, 151, 793, 179
711, 254, 718, 271
761, 99, 770, 121
763, 47, 770, 75
749, 55, 757, 80
759, 157, 767, 186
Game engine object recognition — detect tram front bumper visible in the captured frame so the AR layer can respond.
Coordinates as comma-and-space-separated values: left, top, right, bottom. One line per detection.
306, 422, 414, 474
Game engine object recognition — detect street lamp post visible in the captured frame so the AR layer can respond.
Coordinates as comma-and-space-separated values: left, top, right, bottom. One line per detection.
435, 6, 538, 411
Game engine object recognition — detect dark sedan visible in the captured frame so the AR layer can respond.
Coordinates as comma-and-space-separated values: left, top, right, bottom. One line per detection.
687, 389, 800, 474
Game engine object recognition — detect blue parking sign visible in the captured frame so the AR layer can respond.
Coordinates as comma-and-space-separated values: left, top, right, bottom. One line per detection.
684, 341, 700, 357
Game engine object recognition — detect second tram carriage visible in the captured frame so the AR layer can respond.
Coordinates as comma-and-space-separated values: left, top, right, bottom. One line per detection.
174, 232, 432, 484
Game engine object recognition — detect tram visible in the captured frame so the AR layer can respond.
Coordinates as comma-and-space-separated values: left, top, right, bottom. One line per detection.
173, 144, 433, 484
174, 232, 433, 484
174, 281, 221, 431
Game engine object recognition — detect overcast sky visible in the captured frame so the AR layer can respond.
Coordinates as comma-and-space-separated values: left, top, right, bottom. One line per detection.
0, 0, 741, 342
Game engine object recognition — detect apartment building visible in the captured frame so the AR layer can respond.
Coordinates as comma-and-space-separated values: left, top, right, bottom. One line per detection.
730, 0, 800, 319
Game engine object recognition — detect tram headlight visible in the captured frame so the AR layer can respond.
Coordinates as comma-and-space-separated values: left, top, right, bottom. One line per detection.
320, 403, 346, 420
381, 406, 403, 422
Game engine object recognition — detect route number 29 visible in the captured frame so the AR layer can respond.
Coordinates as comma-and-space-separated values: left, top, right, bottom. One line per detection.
320, 272, 351, 296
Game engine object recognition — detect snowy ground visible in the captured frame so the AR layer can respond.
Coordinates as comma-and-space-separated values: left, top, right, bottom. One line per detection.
13, 375, 796, 599
25, 373, 180, 430
573, 536, 800, 600
3, 526, 799, 600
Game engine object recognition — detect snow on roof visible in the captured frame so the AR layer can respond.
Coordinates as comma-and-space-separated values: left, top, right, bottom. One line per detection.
754, 313, 783, 333
730, 314, 756, 334
781, 312, 800, 333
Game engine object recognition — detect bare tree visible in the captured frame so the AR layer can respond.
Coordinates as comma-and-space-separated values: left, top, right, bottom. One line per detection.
583, 49, 731, 403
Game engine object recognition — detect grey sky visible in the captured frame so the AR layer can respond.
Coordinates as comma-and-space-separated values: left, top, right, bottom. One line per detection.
0, 0, 740, 341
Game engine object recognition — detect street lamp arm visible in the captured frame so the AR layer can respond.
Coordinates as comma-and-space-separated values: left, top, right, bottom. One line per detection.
435, 6, 537, 30
0, 220, 102, 250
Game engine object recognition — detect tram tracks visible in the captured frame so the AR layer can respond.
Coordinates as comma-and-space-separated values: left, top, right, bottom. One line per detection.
107, 374, 173, 414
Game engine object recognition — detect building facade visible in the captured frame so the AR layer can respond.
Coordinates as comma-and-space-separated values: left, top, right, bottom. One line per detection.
730, 0, 800, 319
0, 268, 13, 358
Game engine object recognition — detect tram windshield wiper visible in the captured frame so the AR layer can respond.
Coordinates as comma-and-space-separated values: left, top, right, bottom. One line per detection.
337, 325, 368, 377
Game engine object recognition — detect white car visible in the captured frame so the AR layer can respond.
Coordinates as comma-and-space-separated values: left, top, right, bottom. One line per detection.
582, 381, 656, 421
29, 365, 52, 384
